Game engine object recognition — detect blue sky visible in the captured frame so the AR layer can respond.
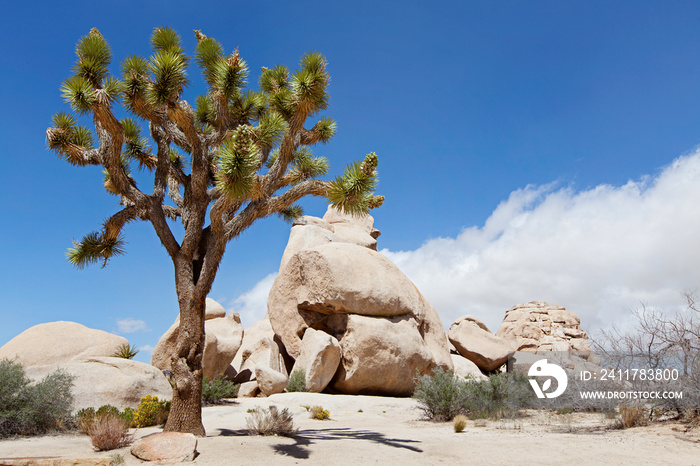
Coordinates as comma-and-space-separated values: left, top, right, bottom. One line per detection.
3, 1, 700, 363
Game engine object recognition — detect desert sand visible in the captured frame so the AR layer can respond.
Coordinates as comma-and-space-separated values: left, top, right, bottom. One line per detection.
1, 393, 698, 465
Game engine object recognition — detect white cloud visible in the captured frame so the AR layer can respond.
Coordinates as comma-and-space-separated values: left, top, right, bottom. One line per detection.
116, 318, 149, 334
139, 344, 154, 354
382, 151, 700, 335
228, 273, 278, 328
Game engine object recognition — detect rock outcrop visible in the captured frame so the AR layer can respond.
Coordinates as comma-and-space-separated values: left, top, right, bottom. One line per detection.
151, 299, 244, 379
0, 321, 128, 367
25, 357, 172, 412
496, 301, 593, 356
290, 328, 341, 393
267, 207, 453, 396
448, 315, 513, 372
131, 432, 197, 463
450, 354, 487, 380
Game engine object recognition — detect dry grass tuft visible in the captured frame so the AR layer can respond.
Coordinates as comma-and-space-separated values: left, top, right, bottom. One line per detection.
453, 414, 468, 433
87, 414, 133, 451
246, 406, 297, 436
616, 406, 648, 429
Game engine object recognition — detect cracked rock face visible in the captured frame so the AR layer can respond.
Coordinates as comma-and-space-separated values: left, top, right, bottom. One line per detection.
496, 301, 593, 357
266, 206, 453, 396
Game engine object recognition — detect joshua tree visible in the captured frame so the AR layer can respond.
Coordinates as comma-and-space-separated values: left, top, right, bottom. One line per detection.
46, 27, 383, 435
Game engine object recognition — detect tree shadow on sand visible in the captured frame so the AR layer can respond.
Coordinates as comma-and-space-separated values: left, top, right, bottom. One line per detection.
216, 427, 422, 459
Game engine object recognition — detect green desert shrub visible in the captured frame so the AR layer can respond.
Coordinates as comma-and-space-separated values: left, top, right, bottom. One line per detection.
202, 374, 239, 405
463, 372, 533, 419
0, 359, 74, 437
286, 369, 309, 392
413, 369, 533, 422
413, 368, 471, 421
75, 407, 97, 434
246, 406, 296, 436
77, 404, 134, 434
111, 343, 139, 359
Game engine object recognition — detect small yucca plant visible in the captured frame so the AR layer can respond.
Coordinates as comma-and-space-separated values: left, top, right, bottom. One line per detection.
112, 343, 139, 359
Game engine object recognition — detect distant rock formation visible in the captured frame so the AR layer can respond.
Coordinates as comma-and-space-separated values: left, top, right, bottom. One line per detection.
496, 301, 593, 356
0, 321, 128, 366
265, 206, 453, 396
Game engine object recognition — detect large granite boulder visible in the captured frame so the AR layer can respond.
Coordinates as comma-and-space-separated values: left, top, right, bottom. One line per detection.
290, 328, 341, 393
267, 207, 452, 396
25, 357, 171, 412
451, 354, 487, 380
329, 314, 434, 396
151, 299, 243, 379
448, 315, 513, 371
0, 321, 128, 367
496, 301, 593, 356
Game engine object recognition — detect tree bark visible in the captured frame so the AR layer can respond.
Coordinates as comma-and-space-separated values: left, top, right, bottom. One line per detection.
163, 264, 207, 436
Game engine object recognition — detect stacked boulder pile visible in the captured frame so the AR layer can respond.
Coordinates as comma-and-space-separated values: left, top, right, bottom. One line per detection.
231, 206, 454, 397
496, 301, 593, 355
496, 301, 598, 372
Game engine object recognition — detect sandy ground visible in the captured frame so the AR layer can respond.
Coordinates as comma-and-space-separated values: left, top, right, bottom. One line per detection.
1, 393, 699, 465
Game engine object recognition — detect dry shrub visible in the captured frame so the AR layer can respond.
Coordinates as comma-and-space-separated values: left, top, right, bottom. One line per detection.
87, 414, 133, 451
618, 406, 648, 429
309, 406, 330, 420
453, 414, 468, 433
246, 406, 296, 436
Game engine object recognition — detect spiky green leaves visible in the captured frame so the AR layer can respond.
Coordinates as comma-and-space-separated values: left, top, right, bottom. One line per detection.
46, 112, 94, 166
147, 50, 188, 106
260, 65, 289, 94
291, 52, 329, 117
61, 76, 96, 114
122, 55, 149, 108
195, 95, 214, 125
230, 91, 267, 123
216, 126, 259, 199
289, 147, 329, 184
151, 27, 184, 55
311, 117, 336, 144
194, 33, 224, 86
121, 118, 154, 170
327, 152, 380, 216
210, 49, 248, 100
277, 205, 304, 222
67, 231, 126, 269
256, 111, 286, 150
74, 29, 111, 87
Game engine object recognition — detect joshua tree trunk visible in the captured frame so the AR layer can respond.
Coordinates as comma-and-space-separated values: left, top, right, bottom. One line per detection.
163, 288, 206, 435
